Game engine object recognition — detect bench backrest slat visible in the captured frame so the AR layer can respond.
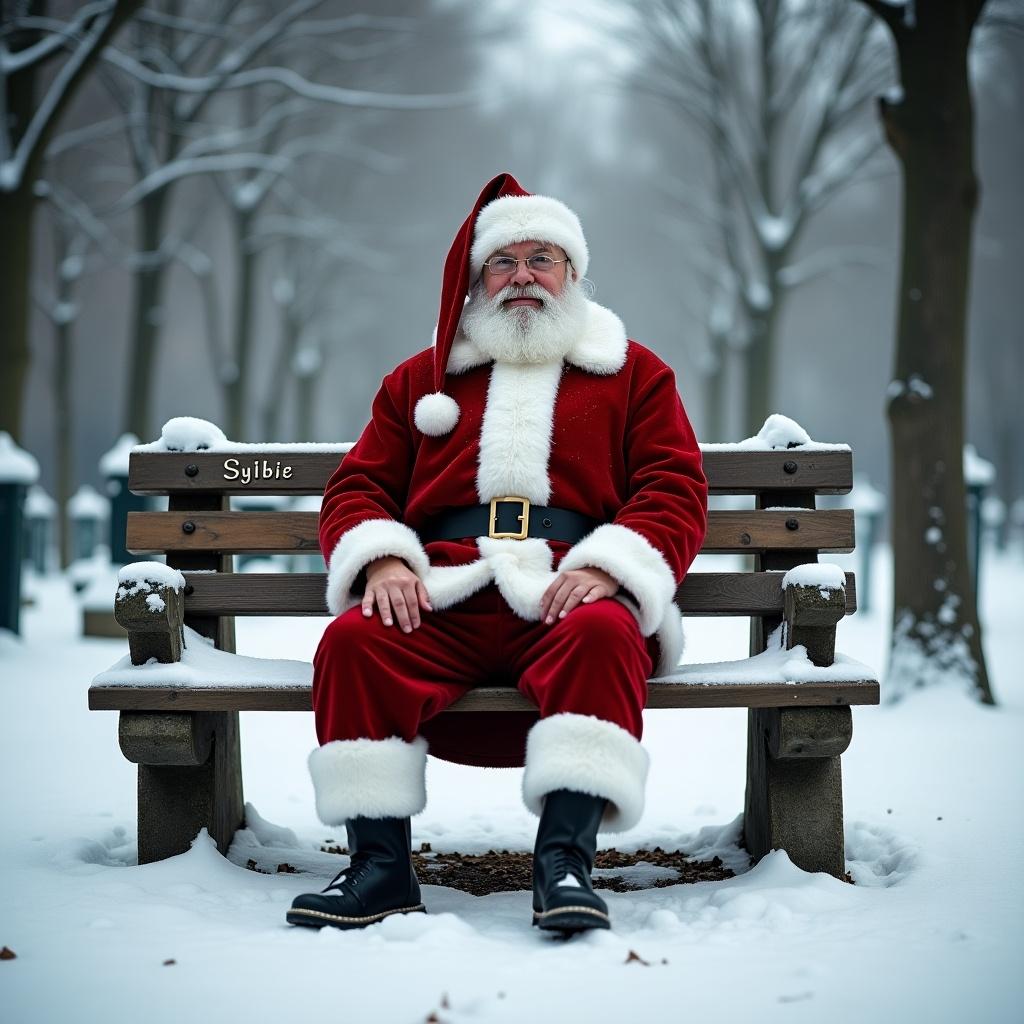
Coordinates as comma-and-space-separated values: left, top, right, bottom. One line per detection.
180, 570, 858, 617
128, 449, 853, 496
128, 508, 856, 557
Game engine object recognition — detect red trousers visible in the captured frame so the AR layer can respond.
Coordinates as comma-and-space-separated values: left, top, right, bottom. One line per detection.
312, 584, 660, 769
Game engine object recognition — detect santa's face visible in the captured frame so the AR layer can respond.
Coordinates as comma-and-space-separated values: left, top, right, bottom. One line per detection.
461, 239, 587, 365
481, 239, 574, 301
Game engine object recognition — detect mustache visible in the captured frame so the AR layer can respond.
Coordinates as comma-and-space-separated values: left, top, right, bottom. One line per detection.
494, 283, 548, 306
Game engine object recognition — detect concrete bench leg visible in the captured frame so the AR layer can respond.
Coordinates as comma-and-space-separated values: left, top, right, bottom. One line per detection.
743, 706, 852, 879
118, 711, 244, 864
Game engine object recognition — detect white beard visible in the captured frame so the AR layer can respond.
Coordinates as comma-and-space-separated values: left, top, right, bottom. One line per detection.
459, 279, 589, 365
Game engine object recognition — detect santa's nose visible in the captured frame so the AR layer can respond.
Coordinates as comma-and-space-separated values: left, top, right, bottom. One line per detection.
510, 262, 536, 286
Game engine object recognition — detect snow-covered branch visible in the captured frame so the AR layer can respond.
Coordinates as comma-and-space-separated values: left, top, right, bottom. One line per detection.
1, 1, 138, 192
0, 3, 113, 73
101, 46, 476, 112
246, 214, 393, 272
777, 244, 890, 288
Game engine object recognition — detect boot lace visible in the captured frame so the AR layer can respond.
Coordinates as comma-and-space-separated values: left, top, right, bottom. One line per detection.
551, 846, 590, 889
322, 852, 374, 894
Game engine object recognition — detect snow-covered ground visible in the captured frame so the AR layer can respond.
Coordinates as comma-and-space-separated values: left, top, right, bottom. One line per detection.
2, 544, 1022, 1023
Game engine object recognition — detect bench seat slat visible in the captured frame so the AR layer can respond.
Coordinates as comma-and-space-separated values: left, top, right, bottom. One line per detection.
88, 679, 880, 713
180, 570, 859, 616
128, 449, 853, 496
127, 509, 855, 556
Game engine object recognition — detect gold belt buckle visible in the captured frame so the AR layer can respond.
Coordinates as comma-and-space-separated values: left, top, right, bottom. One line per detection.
489, 496, 530, 540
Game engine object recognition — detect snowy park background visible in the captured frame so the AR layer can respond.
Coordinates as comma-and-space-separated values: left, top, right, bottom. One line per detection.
2, 544, 1022, 1021
2, 2, 1023, 1022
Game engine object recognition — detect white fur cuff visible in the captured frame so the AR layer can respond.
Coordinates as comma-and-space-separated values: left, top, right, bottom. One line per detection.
559, 523, 677, 635
308, 735, 429, 825
522, 713, 649, 833
325, 518, 431, 616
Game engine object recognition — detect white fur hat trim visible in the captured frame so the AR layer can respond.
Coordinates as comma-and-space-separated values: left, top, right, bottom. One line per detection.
471, 194, 589, 279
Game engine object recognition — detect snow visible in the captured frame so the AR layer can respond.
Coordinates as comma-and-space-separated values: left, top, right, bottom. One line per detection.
745, 279, 772, 311
66, 547, 112, 592
93, 625, 311, 687
91, 621, 872, 691
79, 562, 125, 612
117, 561, 186, 593
981, 496, 1005, 528
2, 545, 1022, 1022
781, 563, 846, 590
0, 431, 40, 484
656, 625, 873, 686
98, 433, 141, 477
24, 485, 56, 518
963, 444, 995, 487
68, 484, 110, 520
755, 213, 794, 252
700, 414, 851, 453
850, 475, 885, 515
137, 416, 227, 452
887, 375, 933, 401
293, 346, 322, 376
133, 417, 352, 455
53, 300, 78, 325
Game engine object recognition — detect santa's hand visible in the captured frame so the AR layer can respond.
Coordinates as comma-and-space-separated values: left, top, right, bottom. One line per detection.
363, 556, 432, 632
540, 567, 619, 625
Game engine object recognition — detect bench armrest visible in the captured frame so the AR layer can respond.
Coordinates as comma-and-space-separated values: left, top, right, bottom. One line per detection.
782, 566, 847, 668
113, 562, 186, 666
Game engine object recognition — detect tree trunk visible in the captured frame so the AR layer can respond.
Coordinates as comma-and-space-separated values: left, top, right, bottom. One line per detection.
295, 371, 316, 442
743, 287, 782, 437
261, 301, 300, 441
0, 185, 35, 441
54, 292, 74, 569
704, 331, 728, 443
870, 0, 993, 703
1, 0, 142, 441
124, 190, 169, 440
225, 207, 257, 441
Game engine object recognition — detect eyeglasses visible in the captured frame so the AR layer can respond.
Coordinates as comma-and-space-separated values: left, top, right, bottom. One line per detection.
482, 254, 570, 276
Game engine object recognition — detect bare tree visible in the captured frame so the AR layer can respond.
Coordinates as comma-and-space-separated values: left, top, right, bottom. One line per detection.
96, 1, 469, 440
857, 0, 999, 704
0, 0, 141, 441
32, 174, 115, 568
253, 199, 393, 441
625, 0, 895, 435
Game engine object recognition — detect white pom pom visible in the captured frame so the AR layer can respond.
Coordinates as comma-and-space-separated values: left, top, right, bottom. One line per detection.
414, 392, 460, 436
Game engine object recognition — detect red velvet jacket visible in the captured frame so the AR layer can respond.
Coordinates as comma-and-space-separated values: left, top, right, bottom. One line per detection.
319, 299, 708, 678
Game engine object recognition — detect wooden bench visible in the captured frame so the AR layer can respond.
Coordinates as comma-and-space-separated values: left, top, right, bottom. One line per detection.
88, 445, 879, 877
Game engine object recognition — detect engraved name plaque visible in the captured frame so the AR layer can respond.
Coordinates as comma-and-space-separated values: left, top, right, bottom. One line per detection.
222, 458, 294, 484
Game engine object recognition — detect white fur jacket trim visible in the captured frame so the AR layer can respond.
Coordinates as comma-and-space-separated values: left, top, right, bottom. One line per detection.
324, 520, 684, 677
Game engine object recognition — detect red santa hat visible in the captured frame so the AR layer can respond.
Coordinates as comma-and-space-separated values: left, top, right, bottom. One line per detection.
413, 173, 590, 437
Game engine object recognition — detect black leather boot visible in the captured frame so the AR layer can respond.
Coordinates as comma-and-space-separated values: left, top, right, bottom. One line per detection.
532, 789, 611, 934
287, 816, 425, 930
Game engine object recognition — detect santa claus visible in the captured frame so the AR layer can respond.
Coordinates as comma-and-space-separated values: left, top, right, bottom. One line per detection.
287, 173, 708, 935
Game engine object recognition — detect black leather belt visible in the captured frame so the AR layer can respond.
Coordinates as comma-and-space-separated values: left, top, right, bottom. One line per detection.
420, 497, 598, 544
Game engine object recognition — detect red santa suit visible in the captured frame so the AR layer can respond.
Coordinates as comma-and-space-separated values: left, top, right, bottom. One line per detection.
308, 174, 708, 835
